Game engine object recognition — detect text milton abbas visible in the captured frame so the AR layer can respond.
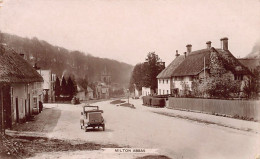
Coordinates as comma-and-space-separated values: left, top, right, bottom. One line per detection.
115, 148, 146, 153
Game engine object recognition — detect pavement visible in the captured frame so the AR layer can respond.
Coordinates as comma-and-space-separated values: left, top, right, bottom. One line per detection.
6, 98, 260, 159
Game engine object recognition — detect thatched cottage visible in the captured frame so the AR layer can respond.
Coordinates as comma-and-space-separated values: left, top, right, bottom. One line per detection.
0, 44, 43, 130
157, 37, 252, 96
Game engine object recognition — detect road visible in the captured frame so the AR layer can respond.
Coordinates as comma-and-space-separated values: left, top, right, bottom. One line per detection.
11, 99, 260, 159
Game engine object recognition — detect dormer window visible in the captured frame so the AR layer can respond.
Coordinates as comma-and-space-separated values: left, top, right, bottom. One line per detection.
234, 74, 243, 80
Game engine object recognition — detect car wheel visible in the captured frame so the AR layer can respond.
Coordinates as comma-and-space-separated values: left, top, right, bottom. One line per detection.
103, 125, 105, 131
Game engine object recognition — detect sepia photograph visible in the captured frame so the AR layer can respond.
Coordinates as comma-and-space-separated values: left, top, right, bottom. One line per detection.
0, 0, 260, 158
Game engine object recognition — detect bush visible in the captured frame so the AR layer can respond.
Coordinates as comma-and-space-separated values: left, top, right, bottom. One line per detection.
71, 97, 80, 105
143, 96, 166, 107
142, 96, 152, 106
151, 98, 165, 107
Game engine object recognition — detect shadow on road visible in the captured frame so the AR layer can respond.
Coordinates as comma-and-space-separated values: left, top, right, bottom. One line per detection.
84, 128, 114, 132
11, 107, 61, 133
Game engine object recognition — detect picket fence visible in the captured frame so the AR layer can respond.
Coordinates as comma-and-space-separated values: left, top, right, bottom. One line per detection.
168, 98, 260, 121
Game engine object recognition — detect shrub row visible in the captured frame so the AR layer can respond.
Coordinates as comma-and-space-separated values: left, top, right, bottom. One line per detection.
143, 96, 166, 108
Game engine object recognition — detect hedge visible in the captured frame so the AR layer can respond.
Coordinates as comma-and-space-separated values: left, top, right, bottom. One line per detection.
143, 96, 152, 106
143, 96, 166, 107
151, 98, 166, 107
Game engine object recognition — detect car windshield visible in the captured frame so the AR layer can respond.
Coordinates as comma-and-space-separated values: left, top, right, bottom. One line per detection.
84, 107, 98, 112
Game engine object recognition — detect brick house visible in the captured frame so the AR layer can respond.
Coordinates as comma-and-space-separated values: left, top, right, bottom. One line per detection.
157, 38, 252, 96
0, 44, 43, 131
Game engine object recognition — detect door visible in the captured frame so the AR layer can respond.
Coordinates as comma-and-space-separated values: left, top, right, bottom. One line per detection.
3, 85, 12, 129
16, 98, 19, 122
28, 94, 30, 115
25, 99, 27, 118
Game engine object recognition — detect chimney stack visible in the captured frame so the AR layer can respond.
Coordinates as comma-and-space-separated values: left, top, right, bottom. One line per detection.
184, 52, 187, 58
175, 50, 180, 57
220, 37, 228, 50
19, 53, 25, 59
206, 41, 211, 49
186, 44, 192, 54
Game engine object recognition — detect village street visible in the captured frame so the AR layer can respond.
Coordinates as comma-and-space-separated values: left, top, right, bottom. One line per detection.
7, 99, 260, 159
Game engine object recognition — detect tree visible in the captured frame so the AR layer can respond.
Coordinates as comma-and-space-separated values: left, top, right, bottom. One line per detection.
144, 52, 165, 91
129, 63, 147, 91
61, 76, 67, 96
54, 77, 61, 98
243, 65, 260, 99
67, 76, 77, 98
129, 52, 165, 93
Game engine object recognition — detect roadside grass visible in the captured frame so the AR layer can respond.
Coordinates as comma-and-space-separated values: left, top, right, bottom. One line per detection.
119, 103, 136, 109
110, 99, 126, 104
0, 135, 120, 159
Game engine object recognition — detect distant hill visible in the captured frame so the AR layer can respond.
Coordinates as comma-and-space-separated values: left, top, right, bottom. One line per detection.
239, 40, 260, 71
0, 32, 133, 86
245, 40, 260, 59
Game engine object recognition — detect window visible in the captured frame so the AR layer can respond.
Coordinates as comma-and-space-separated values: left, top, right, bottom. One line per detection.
176, 77, 183, 81
163, 80, 164, 84
166, 80, 168, 84
159, 89, 161, 95
163, 90, 165, 95
234, 75, 243, 80
167, 90, 169, 94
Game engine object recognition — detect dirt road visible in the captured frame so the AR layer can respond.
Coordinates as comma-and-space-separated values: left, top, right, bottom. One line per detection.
9, 99, 260, 159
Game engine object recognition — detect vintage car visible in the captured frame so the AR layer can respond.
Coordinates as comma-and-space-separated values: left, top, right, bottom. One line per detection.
80, 105, 105, 132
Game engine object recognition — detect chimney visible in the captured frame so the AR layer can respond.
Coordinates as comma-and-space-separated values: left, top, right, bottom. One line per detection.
162, 62, 165, 67
19, 53, 25, 59
33, 63, 40, 70
186, 44, 192, 54
220, 37, 228, 50
206, 41, 211, 49
175, 50, 180, 57
184, 52, 187, 58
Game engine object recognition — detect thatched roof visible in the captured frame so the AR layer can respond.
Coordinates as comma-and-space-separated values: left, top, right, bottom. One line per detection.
157, 55, 185, 79
238, 58, 260, 71
77, 84, 93, 92
169, 47, 252, 77
171, 49, 211, 76
0, 44, 43, 83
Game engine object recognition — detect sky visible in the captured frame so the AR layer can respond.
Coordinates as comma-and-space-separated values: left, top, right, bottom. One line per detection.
0, 0, 259, 65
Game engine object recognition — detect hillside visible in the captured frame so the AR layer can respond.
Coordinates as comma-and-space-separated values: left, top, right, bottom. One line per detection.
245, 40, 260, 59
239, 40, 260, 71
0, 32, 133, 85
